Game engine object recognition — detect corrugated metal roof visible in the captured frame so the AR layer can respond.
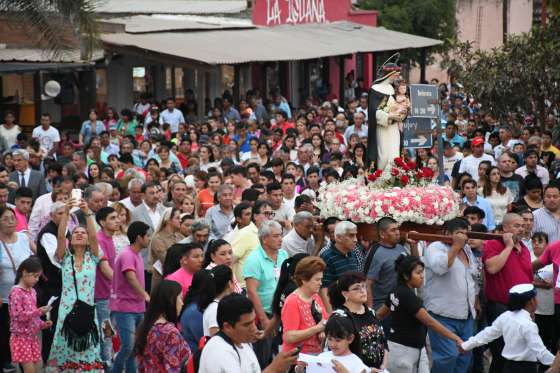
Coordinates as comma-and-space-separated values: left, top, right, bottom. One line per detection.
0, 48, 103, 63
102, 15, 254, 33
101, 21, 442, 65
96, 0, 246, 15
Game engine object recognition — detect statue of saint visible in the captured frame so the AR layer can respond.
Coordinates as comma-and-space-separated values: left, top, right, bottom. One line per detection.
367, 61, 405, 171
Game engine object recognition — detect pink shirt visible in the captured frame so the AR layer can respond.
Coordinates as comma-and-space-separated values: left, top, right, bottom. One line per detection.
95, 230, 116, 300
165, 268, 193, 299
539, 241, 560, 304
14, 208, 28, 232
110, 246, 145, 313
8, 286, 48, 336
281, 292, 328, 354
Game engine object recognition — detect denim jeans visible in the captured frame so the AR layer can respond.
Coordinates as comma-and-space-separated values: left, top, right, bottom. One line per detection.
95, 299, 112, 364
428, 313, 474, 373
111, 312, 144, 373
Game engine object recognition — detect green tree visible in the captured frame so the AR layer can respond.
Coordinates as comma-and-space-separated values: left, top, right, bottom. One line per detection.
0, 0, 98, 60
358, 0, 457, 74
442, 15, 560, 128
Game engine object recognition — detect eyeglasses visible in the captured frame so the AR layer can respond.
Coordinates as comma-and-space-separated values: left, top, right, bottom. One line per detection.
262, 211, 275, 217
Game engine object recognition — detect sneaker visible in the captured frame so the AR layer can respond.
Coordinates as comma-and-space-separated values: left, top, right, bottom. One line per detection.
2, 363, 16, 373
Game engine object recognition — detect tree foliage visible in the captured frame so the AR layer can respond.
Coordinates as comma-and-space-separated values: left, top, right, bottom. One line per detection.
357, 0, 457, 65
441, 15, 560, 123
0, 0, 99, 60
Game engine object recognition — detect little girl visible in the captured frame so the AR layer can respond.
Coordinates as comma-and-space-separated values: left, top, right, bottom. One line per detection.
8, 256, 52, 373
318, 311, 371, 372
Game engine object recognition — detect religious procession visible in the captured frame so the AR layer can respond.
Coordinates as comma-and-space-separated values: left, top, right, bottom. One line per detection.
0, 0, 559, 373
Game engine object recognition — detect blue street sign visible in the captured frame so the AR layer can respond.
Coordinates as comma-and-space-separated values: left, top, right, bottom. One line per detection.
403, 117, 433, 149
409, 84, 440, 118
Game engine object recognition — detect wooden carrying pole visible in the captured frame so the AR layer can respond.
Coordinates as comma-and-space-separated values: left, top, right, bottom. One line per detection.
407, 231, 503, 245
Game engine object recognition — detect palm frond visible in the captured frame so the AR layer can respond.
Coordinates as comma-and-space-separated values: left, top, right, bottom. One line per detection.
0, 0, 100, 60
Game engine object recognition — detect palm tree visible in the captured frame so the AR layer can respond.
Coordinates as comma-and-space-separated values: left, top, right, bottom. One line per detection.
0, 0, 99, 60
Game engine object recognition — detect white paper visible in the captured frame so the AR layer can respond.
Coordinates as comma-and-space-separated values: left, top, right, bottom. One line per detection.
46, 296, 58, 321
298, 354, 335, 373
153, 260, 163, 275
47, 296, 58, 307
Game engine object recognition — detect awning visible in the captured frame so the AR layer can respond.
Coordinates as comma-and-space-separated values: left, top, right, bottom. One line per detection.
101, 15, 255, 33
0, 62, 95, 73
96, 0, 246, 15
101, 21, 442, 65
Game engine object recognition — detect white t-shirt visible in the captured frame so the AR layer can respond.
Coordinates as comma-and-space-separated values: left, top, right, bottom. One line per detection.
317, 351, 369, 372
458, 154, 495, 181
159, 109, 185, 133
32, 125, 60, 152
202, 300, 219, 336
443, 152, 464, 179
0, 124, 21, 148
198, 335, 260, 373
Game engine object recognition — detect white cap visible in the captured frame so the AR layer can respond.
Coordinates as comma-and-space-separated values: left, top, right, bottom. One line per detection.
509, 284, 534, 295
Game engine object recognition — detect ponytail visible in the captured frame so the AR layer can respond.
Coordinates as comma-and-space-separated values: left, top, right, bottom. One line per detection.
198, 265, 233, 312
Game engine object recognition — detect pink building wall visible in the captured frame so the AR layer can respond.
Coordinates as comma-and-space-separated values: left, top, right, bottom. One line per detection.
409, 0, 533, 84
252, 0, 377, 100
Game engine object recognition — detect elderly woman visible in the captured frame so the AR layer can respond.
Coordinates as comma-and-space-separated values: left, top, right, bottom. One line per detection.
281, 256, 328, 355
149, 207, 185, 291
204, 184, 234, 240
0, 206, 33, 370
47, 199, 108, 372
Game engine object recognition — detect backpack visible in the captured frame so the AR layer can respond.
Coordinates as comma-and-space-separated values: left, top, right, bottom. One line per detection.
181, 332, 240, 373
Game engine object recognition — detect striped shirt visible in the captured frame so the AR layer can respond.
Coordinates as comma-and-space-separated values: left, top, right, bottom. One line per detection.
320, 242, 359, 288
533, 207, 560, 243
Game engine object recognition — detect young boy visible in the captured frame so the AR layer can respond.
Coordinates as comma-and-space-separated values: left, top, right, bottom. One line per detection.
461, 284, 555, 373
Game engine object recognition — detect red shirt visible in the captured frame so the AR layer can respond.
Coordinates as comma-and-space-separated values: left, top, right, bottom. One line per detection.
482, 240, 532, 304
281, 292, 327, 354
539, 240, 560, 304
176, 153, 189, 169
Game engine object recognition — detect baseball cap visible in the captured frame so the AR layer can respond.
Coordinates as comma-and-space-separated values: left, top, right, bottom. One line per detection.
471, 137, 484, 147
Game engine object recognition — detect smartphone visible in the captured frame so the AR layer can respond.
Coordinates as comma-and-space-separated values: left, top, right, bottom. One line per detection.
71, 189, 82, 205
291, 344, 303, 356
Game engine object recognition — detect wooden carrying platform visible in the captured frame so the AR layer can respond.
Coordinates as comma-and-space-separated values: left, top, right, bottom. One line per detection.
357, 222, 503, 245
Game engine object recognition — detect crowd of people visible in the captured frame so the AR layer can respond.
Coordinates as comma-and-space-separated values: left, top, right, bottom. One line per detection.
0, 80, 559, 373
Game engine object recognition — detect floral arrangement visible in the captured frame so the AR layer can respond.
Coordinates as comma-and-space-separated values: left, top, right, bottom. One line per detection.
367, 157, 434, 188
317, 158, 460, 225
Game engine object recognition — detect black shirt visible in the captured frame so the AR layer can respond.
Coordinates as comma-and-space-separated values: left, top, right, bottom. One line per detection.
348, 307, 387, 368
500, 174, 524, 201
385, 284, 427, 348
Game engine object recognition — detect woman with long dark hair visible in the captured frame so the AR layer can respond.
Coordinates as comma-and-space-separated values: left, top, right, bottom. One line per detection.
481, 166, 513, 225
199, 265, 234, 337
136, 280, 191, 372
514, 175, 543, 211
377, 255, 463, 373
328, 272, 388, 370
47, 199, 105, 371
180, 271, 207, 353
203, 239, 242, 293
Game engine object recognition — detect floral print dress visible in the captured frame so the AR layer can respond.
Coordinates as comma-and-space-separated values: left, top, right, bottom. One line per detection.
47, 251, 103, 372
137, 321, 191, 373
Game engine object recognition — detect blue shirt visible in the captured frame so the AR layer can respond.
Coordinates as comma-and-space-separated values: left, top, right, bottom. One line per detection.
80, 120, 105, 145
233, 134, 254, 153
320, 241, 360, 288
273, 101, 292, 119
442, 134, 465, 148
180, 302, 203, 353
463, 196, 496, 231
243, 245, 288, 314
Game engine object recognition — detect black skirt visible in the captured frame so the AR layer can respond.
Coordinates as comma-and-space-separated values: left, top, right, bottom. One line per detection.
503, 359, 538, 373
